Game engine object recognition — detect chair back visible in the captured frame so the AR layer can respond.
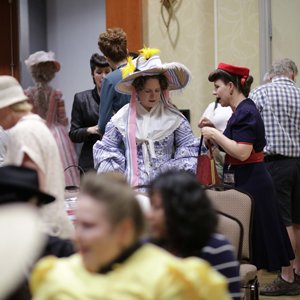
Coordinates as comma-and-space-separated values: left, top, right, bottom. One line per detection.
206, 188, 254, 262
217, 212, 243, 260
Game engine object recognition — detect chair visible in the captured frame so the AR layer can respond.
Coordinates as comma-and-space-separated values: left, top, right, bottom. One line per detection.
206, 188, 259, 300
217, 212, 243, 261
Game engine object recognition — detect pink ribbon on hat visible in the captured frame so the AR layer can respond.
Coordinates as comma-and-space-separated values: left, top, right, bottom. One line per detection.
125, 90, 139, 187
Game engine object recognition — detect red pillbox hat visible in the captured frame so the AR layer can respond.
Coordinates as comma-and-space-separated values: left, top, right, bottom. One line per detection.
218, 62, 249, 77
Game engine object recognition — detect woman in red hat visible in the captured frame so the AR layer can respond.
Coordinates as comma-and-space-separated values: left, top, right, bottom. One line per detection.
199, 63, 298, 296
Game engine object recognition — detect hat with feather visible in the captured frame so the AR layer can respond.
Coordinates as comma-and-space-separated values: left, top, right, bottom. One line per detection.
116, 48, 191, 94
114, 48, 191, 187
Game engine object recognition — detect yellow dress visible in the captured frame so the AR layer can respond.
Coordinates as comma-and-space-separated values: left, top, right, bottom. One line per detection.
30, 244, 230, 300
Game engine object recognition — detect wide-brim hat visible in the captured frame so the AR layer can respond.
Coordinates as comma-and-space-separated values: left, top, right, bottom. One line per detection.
0, 165, 55, 205
0, 76, 29, 109
0, 204, 46, 299
116, 54, 191, 95
25, 51, 61, 72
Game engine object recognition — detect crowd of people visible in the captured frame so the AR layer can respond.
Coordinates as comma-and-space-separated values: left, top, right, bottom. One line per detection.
0, 25, 300, 299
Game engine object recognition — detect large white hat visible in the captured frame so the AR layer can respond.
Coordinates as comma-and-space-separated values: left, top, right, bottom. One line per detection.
25, 51, 61, 72
0, 76, 28, 109
116, 49, 191, 95
0, 204, 46, 299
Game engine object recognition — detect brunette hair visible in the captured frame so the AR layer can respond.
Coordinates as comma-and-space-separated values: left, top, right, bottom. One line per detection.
132, 74, 169, 92
208, 69, 253, 97
31, 62, 57, 84
98, 28, 127, 62
80, 172, 145, 240
90, 53, 110, 74
149, 170, 218, 257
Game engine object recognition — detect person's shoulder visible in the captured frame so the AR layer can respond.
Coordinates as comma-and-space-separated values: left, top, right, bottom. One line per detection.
204, 233, 234, 250
231, 99, 259, 123
75, 89, 93, 97
13, 114, 46, 129
30, 254, 80, 296
104, 69, 122, 83
74, 89, 94, 100
111, 103, 130, 120
250, 83, 269, 94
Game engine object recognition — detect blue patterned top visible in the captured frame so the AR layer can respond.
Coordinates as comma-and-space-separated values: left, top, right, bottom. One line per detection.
93, 118, 199, 186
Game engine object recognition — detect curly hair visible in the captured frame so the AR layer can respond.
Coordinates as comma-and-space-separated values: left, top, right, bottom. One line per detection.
149, 170, 218, 257
132, 74, 169, 92
31, 62, 57, 84
208, 68, 253, 97
98, 28, 127, 62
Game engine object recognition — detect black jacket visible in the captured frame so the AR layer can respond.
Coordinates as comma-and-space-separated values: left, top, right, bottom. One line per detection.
69, 87, 101, 172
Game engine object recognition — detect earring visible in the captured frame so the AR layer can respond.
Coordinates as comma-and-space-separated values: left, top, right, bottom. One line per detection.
230, 91, 233, 95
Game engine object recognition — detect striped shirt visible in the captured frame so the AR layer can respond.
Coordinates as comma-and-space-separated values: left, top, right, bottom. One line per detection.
250, 77, 300, 157
200, 233, 241, 300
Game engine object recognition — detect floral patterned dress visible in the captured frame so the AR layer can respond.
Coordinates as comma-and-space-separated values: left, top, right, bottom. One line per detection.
93, 102, 199, 187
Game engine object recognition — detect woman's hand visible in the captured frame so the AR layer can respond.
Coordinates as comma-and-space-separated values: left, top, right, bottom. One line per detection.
87, 125, 101, 136
198, 117, 215, 128
201, 126, 219, 142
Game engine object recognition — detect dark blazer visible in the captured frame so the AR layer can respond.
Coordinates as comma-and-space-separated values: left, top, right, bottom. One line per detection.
69, 87, 100, 172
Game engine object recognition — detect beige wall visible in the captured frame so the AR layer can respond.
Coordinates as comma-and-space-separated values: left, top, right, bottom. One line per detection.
217, 0, 260, 88
143, 0, 260, 132
272, 0, 300, 71
143, 0, 215, 133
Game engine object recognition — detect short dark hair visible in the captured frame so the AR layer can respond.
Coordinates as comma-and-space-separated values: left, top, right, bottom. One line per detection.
132, 74, 169, 92
208, 68, 253, 97
149, 170, 218, 257
90, 53, 109, 74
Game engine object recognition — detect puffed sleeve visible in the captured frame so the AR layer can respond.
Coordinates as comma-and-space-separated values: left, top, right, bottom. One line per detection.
227, 108, 257, 144
30, 256, 76, 300
93, 121, 126, 173
30, 256, 57, 296
157, 258, 230, 300
160, 119, 199, 173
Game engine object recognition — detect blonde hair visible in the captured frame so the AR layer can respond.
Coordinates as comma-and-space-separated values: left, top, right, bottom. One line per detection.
10, 100, 32, 112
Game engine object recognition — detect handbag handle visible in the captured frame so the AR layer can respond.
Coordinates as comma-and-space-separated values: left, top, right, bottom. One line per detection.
198, 136, 214, 157
198, 135, 203, 156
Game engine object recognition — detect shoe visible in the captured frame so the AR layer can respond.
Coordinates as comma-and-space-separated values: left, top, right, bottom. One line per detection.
260, 275, 300, 296
294, 272, 300, 284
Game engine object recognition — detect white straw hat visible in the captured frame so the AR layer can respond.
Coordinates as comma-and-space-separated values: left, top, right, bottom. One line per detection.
25, 51, 61, 72
0, 76, 28, 109
116, 52, 191, 95
0, 204, 45, 299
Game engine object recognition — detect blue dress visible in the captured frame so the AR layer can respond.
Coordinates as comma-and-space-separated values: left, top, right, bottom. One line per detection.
223, 98, 294, 271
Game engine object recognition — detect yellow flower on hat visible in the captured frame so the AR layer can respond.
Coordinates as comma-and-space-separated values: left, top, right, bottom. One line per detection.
139, 47, 160, 60
121, 56, 136, 79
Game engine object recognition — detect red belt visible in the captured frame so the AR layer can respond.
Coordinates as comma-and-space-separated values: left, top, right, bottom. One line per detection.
225, 151, 264, 165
